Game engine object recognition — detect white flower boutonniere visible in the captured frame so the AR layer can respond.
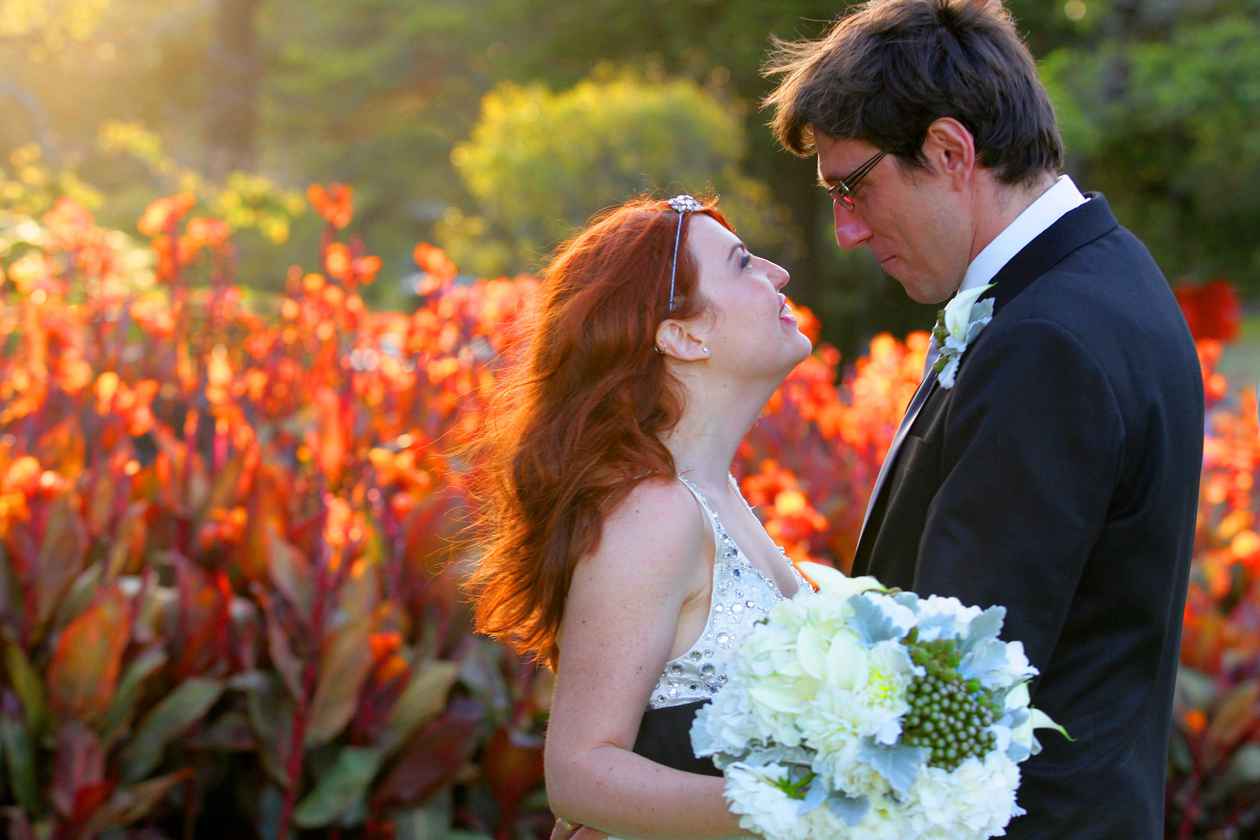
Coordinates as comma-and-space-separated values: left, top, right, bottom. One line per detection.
931, 283, 996, 390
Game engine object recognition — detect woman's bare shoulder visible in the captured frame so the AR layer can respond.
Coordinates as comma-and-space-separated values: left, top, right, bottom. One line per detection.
580, 477, 709, 589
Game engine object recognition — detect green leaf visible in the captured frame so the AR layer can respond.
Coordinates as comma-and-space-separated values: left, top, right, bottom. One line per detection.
0, 698, 40, 814
382, 659, 459, 754
100, 647, 168, 747
245, 672, 294, 788
46, 584, 132, 723
292, 746, 383, 828
1207, 679, 1260, 750
1229, 743, 1260, 784
50, 563, 103, 637
304, 619, 373, 747
1175, 665, 1218, 712
336, 555, 379, 626
1204, 743, 1260, 804
86, 769, 191, 832
269, 531, 312, 617
119, 678, 224, 783
34, 493, 89, 637
3, 640, 48, 737
262, 601, 303, 701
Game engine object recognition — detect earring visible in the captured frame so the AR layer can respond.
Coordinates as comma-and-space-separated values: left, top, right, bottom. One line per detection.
702, 346, 710, 355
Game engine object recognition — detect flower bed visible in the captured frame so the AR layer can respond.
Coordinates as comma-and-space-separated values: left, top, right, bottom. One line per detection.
0, 189, 1254, 837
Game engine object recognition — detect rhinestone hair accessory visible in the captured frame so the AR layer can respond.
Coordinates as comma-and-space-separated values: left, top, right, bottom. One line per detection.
665, 194, 703, 312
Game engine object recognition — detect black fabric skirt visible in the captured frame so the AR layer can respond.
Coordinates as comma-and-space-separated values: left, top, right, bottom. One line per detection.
632, 700, 722, 777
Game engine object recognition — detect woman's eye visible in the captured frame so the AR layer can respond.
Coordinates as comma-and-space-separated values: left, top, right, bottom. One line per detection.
739, 252, 751, 269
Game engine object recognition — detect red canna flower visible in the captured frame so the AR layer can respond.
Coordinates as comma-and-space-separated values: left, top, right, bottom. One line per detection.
307, 182, 354, 229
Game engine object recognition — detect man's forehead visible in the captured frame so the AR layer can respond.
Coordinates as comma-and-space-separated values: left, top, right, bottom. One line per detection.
815, 135, 874, 181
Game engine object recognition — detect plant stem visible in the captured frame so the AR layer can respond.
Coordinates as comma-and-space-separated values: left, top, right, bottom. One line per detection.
276, 493, 332, 840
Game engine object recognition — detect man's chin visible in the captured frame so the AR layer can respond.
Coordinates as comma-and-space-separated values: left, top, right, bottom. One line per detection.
888, 271, 955, 306
890, 277, 945, 306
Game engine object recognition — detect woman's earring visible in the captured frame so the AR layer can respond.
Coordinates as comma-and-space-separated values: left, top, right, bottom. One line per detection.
702, 346, 710, 355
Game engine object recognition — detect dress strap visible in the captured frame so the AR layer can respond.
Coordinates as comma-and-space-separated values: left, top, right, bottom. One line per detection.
676, 474, 721, 534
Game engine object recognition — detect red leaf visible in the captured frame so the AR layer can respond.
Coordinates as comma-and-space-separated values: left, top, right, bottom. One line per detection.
482, 724, 545, 817
51, 720, 109, 821
34, 493, 89, 633
172, 556, 230, 679
371, 697, 480, 810
47, 585, 132, 722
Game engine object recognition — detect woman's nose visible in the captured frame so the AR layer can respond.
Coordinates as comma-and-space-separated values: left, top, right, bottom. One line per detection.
833, 204, 873, 250
768, 260, 790, 291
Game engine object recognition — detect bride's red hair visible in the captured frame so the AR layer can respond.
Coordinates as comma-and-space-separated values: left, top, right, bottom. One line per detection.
463, 196, 733, 669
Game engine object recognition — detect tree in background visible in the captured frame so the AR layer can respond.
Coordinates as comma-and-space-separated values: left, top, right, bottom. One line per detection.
2, 0, 1258, 348
1042, 4, 1260, 297
439, 69, 791, 276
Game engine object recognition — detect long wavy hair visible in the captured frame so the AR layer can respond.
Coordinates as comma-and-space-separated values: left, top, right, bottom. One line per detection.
463, 196, 733, 669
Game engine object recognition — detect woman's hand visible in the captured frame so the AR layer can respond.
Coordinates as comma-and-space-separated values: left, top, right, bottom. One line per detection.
551, 816, 608, 840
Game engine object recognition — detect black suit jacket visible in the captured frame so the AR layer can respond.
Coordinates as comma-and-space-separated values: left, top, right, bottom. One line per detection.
851, 196, 1204, 838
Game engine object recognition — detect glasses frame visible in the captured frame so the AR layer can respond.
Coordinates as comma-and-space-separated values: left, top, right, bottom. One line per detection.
827, 151, 886, 213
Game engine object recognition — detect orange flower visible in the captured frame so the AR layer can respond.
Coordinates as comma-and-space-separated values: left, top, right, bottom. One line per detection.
138, 192, 196, 238
183, 216, 231, 256
412, 243, 458, 294
307, 182, 354, 229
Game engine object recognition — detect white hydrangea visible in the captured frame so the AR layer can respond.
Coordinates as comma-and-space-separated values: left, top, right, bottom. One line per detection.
691, 674, 764, 758
913, 594, 984, 641
902, 754, 1023, 838
724, 763, 812, 840
696, 564, 1064, 839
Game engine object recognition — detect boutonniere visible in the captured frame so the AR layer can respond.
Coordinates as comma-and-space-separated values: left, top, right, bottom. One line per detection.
930, 283, 995, 390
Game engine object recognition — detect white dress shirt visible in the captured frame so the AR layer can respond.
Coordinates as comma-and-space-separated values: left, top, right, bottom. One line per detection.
958, 174, 1088, 295
861, 175, 1089, 541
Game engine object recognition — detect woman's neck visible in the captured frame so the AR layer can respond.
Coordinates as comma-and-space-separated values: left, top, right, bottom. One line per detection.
659, 372, 777, 494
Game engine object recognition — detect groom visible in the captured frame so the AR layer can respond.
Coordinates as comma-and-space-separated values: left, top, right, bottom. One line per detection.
765, 1, 1203, 837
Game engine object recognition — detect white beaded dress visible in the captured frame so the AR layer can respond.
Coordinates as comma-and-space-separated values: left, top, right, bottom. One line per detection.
630, 474, 807, 776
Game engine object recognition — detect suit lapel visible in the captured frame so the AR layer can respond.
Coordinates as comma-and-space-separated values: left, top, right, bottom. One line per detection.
858, 368, 938, 540
852, 194, 1120, 561
986, 194, 1117, 313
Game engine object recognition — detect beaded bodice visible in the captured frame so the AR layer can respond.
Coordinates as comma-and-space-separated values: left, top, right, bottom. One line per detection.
648, 475, 807, 710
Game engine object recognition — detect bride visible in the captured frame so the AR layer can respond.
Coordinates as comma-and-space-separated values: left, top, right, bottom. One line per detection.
464, 194, 813, 839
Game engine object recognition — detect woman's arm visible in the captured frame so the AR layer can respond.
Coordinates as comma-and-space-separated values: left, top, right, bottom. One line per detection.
544, 480, 745, 840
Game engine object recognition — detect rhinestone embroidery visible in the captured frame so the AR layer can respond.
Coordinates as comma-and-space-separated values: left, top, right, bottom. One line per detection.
647, 476, 807, 709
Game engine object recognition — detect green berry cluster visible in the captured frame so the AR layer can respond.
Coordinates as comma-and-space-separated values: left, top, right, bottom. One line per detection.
900, 636, 1002, 771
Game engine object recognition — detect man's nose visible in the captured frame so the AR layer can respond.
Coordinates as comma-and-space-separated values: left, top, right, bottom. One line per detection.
833, 205, 872, 250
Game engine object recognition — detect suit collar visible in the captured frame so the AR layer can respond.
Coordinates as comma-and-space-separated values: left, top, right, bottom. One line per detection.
854, 194, 1119, 572
986, 193, 1118, 312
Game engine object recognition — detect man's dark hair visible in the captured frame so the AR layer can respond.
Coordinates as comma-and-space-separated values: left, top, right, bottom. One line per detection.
762, 0, 1063, 186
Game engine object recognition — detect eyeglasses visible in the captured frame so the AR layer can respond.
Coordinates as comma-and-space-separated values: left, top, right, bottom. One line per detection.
826, 151, 886, 213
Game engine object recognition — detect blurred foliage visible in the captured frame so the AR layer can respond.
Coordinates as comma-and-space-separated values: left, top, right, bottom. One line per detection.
441, 70, 790, 276
3, 0, 1259, 350
1, 183, 1257, 837
1041, 6, 1260, 299
0, 187, 552, 838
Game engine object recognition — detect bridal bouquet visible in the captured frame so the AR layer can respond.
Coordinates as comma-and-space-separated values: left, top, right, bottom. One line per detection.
690, 563, 1068, 840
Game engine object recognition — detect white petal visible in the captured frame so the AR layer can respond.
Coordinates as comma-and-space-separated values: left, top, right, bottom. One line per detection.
943, 283, 993, 337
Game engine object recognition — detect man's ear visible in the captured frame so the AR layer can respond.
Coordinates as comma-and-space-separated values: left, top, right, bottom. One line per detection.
654, 318, 711, 361
923, 117, 976, 188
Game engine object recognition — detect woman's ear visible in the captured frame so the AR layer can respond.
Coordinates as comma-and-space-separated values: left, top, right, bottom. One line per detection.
654, 319, 711, 361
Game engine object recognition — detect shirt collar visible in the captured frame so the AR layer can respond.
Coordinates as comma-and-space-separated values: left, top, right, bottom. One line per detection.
959, 174, 1088, 294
